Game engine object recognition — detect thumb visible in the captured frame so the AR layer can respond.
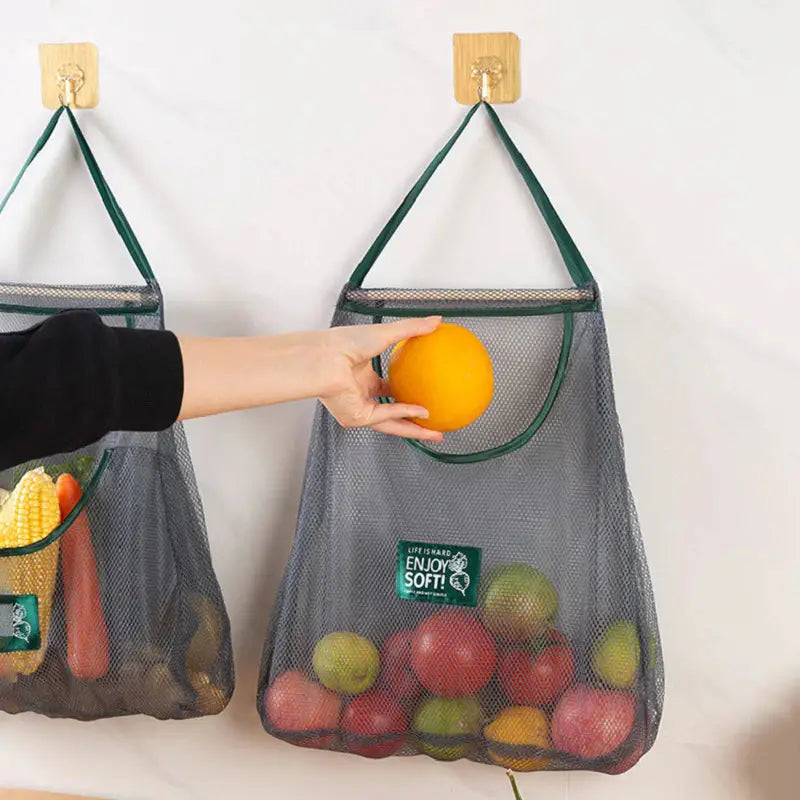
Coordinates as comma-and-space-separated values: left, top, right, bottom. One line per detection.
361, 316, 442, 358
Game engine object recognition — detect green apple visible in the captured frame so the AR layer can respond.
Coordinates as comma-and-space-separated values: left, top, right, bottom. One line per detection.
412, 696, 483, 761
312, 632, 379, 695
480, 564, 558, 641
591, 620, 641, 689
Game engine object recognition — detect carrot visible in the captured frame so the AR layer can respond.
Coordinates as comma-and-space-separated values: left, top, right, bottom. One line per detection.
56, 473, 110, 681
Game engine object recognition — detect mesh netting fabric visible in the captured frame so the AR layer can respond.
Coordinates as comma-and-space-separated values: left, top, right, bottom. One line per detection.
258, 292, 663, 772
0, 299, 234, 721
0, 105, 233, 721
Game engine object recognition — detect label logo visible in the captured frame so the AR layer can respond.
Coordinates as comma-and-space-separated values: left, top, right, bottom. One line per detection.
0, 594, 41, 653
396, 541, 482, 607
447, 552, 470, 596
11, 603, 32, 643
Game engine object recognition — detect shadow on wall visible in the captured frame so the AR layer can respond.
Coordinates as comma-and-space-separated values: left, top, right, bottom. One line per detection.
737, 687, 800, 800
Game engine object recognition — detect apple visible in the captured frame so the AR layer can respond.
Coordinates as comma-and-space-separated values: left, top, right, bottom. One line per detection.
312, 632, 380, 695
546, 627, 569, 645
551, 685, 636, 760
480, 564, 558, 641
411, 609, 497, 697
498, 633, 575, 706
264, 670, 341, 748
379, 630, 421, 700
592, 621, 641, 689
341, 691, 407, 758
412, 696, 483, 761
604, 733, 645, 774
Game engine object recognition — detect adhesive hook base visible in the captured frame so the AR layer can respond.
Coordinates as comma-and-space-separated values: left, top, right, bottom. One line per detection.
454, 33, 520, 105
39, 43, 99, 109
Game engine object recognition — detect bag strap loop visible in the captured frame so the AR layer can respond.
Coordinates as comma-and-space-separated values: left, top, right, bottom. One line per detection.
0, 107, 156, 284
349, 102, 594, 289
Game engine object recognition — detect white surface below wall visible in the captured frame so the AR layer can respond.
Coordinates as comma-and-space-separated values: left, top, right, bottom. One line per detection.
1, 1, 799, 799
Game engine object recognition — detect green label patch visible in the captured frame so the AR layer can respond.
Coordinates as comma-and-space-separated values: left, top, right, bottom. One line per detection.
0, 594, 40, 652
396, 541, 482, 607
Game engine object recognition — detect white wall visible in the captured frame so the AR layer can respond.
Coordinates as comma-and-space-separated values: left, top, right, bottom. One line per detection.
1, 2, 799, 799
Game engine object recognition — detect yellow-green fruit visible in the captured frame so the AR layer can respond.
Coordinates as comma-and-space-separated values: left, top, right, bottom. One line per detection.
413, 696, 483, 761
592, 620, 641, 688
312, 632, 379, 695
480, 564, 558, 641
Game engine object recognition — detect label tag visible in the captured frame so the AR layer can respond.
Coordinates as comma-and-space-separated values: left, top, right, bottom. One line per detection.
0, 594, 41, 652
396, 541, 482, 607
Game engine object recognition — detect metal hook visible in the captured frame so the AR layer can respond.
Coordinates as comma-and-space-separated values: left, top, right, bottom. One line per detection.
55, 64, 85, 109
471, 56, 504, 104
478, 71, 490, 102
57, 84, 71, 108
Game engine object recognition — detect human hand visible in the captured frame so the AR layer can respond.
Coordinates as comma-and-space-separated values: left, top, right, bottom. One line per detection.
317, 316, 443, 442
177, 316, 444, 439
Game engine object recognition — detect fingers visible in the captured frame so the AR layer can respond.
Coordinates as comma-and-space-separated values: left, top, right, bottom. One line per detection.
368, 401, 431, 425
371, 418, 444, 442
325, 394, 444, 441
361, 316, 442, 358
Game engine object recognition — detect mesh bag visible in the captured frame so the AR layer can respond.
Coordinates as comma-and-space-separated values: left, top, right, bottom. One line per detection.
258, 103, 663, 772
0, 107, 234, 720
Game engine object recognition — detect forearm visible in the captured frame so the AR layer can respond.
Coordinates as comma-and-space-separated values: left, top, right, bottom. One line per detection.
0, 312, 438, 474
177, 331, 334, 420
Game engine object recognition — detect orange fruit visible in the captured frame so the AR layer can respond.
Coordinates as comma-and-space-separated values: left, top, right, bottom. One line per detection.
485, 706, 551, 772
388, 323, 494, 432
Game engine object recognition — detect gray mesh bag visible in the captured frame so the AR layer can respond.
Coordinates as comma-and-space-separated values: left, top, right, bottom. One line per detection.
258, 102, 663, 772
0, 107, 233, 720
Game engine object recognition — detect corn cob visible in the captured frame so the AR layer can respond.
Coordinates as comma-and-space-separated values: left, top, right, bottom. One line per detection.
0, 468, 62, 677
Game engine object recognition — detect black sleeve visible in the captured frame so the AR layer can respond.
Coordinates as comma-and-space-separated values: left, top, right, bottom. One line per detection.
0, 310, 184, 472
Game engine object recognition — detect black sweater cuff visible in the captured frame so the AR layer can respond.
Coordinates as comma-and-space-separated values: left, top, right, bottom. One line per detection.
0, 310, 184, 472
110, 325, 184, 432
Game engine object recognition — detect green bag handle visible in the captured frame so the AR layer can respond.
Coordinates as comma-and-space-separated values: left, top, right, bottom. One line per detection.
349, 102, 594, 288
0, 106, 156, 284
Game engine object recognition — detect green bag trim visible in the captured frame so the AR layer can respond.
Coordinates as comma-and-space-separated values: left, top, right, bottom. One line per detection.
340, 284, 597, 318
0, 106, 158, 292
0, 302, 160, 316
372, 311, 574, 464
0, 449, 112, 558
349, 102, 594, 293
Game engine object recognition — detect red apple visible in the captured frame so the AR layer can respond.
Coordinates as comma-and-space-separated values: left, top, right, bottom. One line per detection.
264, 669, 341, 749
379, 630, 421, 700
546, 627, 569, 645
604, 734, 645, 774
411, 609, 497, 697
498, 636, 575, 706
551, 685, 636, 760
342, 691, 407, 758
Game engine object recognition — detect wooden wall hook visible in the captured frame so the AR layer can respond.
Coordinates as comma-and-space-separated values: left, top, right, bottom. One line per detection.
39, 43, 99, 109
453, 33, 521, 105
